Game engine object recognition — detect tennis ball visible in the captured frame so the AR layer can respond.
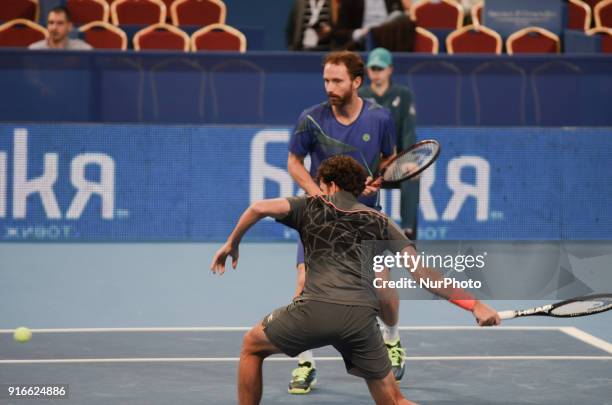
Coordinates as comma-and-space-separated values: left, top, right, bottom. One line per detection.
14, 327, 32, 343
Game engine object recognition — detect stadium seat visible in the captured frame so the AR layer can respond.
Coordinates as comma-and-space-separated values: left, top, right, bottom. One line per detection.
160, 0, 176, 21
446, 25, 502, 54
111, 0, 166, 25
568, 0, 592, 31
191, 23, 246, 52
0, 18, 46, 47
506, 27, 561, 54
0, 0, 39, 22
594, 0, 612, 27
414, 26, 439, 53
583, 0, 605, 9
171, 0, 226, 26
471, 1, 483, 26
133, 22, 189, 51
410, 0, 463, 30
587, 26, 612, 52
67, 0, 110, 25
79, 21, 127, 49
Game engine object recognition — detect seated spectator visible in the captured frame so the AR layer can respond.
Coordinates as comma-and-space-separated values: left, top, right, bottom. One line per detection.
331, 0, 411, 50
29, 6, 92, 50
286, 0, 334, 50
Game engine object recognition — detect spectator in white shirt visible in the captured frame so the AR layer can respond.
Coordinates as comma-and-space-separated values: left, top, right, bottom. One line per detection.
29, 6, 92, 50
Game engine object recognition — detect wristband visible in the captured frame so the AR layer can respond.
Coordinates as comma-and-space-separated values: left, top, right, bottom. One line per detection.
449, 298, 476, 311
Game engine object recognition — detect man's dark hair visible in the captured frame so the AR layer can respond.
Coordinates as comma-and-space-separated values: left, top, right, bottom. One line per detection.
49, 6, 72, 22
323, 51, 365, 83
317, 155, 367, 197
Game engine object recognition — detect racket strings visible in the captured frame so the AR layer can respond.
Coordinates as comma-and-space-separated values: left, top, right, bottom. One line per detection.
550, 298, 612, 316
383, 143, 438, 182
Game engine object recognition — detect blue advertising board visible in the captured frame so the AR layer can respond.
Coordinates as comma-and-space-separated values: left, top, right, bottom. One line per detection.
0, 124, 610, 241
484, 0, 562, 38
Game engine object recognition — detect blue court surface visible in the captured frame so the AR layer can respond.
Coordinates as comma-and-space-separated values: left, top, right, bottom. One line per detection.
1, 326, 611, 405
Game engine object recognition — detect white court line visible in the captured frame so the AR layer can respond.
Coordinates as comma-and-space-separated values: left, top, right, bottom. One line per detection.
560, 327, 612, 354
0, 326, 567, 334
1, 356, 610, 365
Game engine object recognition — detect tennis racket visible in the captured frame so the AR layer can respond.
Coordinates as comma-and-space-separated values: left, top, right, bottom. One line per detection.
377, 140, 440, 189
498, 294, 612, 320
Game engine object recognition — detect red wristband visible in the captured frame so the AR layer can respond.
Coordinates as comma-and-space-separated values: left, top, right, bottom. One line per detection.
450, 299, 476, 311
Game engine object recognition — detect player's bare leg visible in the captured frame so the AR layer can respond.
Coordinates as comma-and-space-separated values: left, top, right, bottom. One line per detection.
366, 371, 418, 405
238, 323, 282, 405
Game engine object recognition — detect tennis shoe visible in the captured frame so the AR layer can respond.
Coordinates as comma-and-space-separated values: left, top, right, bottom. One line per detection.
288, 361, 317, 394
386, 339, 406, 382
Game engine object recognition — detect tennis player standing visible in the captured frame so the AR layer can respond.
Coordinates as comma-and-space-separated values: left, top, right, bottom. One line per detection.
286, 50, 405, 393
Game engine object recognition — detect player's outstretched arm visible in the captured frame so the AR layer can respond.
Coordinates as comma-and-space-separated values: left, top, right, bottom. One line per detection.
210, 198, 291, 275
401, 245, 500, 326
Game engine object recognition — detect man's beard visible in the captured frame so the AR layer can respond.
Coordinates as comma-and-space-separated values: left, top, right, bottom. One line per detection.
328, 92, 350, 107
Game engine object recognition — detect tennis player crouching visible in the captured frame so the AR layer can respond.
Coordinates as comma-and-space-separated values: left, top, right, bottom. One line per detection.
211, 155, 500, 405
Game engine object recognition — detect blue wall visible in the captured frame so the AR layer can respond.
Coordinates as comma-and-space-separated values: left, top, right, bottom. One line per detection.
223, 0, 293, 50
1, 51, 611, 126
1, 124, 610, 242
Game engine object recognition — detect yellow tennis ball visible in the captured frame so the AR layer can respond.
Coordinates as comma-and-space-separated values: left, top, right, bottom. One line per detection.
14, 327, 32, 343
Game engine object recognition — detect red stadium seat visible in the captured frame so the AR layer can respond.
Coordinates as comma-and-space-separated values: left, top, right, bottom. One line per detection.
568, 0, 592, 31
587, 26, 612, 52
506, 27, 560, 54
0, 0, 39, 22
583, 0, 605, 9
191, 23, 246, 52
159, 0, 176, 21
133, 23, 189, 51
414, 26, 438, 53
111, 0, 166, 25
79, 21, 127, 49
0, 18, 46, 47
471, 1, 483, 26
67, 0, 110, 25
594, 0, 612, 27
446, 25, 502, 54
171, 0, 226, 26
410, 0, 463, 30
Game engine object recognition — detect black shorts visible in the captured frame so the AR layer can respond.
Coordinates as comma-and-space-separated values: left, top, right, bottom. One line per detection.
262, 299, 391, 380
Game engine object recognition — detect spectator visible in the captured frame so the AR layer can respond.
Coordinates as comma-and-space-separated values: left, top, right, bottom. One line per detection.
359, 48, 419, 239
286, 0, 334, 51
29, 6, 92, 50
331, 0, 411, 50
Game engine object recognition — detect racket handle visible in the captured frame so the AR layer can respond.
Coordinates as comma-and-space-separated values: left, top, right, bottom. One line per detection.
498, 310, 516, 320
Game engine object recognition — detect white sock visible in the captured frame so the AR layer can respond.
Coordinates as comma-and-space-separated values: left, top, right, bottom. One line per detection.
297, 350, 315, 367
379, 319, 400, 342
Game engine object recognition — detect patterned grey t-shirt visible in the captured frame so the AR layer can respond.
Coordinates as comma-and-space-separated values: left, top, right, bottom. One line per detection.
277, 190, 408, 309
